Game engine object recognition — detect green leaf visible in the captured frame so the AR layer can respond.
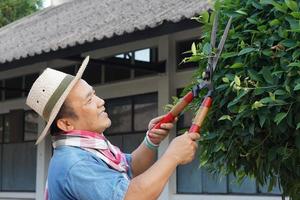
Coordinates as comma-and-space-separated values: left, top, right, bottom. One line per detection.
292, 50, 300, 60
291, 12, 300, 19
221, 52, 238, 59
191, 42, 197, 55
222, 77, 229, 83
260, 97, 274, 104
238, 48, 256, 56
288, 62, 300, 67
230, 63, 244, 69
218, 115, 232, 121
235, 9, 248, 15
247, 17, 258, 24
234, 76, 241, 86
269, 19, 281, 26
258, 114, 267, 127
261, 67, 274, 84
294, 83, 300, 91
252, 101, 265, 109
274, 112, 288, 125
297, 122, 300, 129
285, 0, 298, 12
274, 89, 286, 95
203, 43, 212, 55
280, 39, 297, 48
285, 17, 300, 31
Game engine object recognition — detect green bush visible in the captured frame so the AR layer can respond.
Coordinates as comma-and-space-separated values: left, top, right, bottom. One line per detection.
182, 0, 300, 199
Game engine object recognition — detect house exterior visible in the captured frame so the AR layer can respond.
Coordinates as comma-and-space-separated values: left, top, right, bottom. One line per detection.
0, 0, 283, 199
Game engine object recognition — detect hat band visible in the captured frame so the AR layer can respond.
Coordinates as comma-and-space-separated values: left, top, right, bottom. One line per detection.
43, 75, 74, 121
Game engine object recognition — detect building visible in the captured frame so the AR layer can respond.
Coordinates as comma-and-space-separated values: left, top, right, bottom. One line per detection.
0, 0, 283, 199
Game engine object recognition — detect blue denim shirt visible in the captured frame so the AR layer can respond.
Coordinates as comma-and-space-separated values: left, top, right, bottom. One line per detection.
48, 146, 133, 200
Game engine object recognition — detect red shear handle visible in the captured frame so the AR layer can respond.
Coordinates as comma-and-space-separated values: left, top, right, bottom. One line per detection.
151, 91, 194, 130
188, 97, 213, 134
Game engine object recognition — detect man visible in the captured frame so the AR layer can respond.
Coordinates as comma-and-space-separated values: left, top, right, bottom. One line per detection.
26, 56, 199, 200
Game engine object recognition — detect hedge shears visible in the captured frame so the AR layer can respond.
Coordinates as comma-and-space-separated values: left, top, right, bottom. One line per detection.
149, 13, 232, 143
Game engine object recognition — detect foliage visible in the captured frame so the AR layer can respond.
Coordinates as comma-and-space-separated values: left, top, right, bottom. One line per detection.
0, 0, 42, 28
182, 0, 300, 199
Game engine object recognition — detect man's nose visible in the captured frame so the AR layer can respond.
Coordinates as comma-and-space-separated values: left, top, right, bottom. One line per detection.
97, 97, 105, 108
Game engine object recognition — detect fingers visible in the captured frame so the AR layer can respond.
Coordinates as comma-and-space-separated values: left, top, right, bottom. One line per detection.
148, 115, 178, 129
187, 132, 201, 141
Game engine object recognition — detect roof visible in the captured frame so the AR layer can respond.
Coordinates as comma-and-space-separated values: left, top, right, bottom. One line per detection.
0, 0, 209, 64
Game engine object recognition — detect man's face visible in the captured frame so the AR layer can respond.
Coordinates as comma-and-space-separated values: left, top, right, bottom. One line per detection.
65, 79, 111, 133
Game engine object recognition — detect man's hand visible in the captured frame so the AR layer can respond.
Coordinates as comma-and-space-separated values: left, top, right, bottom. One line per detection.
147, 115, 177, 144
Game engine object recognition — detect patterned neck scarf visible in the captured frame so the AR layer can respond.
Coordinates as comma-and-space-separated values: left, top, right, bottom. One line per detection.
45, 130, 129, 200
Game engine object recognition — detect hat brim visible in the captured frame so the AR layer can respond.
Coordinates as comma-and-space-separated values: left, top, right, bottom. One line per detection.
35, 56, 90, 144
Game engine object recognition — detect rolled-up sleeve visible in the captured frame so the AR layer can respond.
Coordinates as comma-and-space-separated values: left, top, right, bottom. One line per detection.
65, 157, 131, 200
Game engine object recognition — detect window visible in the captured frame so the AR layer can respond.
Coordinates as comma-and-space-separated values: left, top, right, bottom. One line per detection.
110, 48, 159, 80
24, 110, 39, 141
176, 39, 200, 70
82, 64, 101, 85
24, 73, 39, 96
0, 80, 3, 101
175, 89, 282, 195
105, 93, 158, 153
4, 77, 23, 100
104, 65, 131, 83
0, 111, 37, 192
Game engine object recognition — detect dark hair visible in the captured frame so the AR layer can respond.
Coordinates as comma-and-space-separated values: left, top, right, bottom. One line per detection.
50, 100, 78, 135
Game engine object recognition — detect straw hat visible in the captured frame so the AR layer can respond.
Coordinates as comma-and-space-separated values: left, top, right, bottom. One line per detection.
26, 56, 90, 144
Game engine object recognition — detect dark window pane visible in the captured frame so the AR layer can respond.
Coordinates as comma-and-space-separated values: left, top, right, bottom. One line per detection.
177, 110, 194, 130
177, 39, 200, 70
5, 77, 23, 100
0, 115, 3, 143
2, 142, 37, 191
24, 73, 39, 95
134, 93, 157, 131
177, 149, 202, 193
0, 80, 3, 101
228, 174, 257, 194
3, 114, 9, 143
105, 65, 131, 82
106, 135, 123, 150
82, 64, 101, 85
202, 170, 227, 193
7, 110, 24, 143
24, 111, 39, 141
59, 66, 75, 75
106, 98, 132, 134
123, 133, 144, 153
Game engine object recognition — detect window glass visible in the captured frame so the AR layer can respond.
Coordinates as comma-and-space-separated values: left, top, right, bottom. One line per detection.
0, 115, 3, 143
135, 49, 150, 62
202, 170, 227, 193
134, 93, 157, 131
259, 177, 282, 194
24, 73, 39, 96
4, 77, 23, 100
228, 174, 257, 193
1, 142, 36, 191
24, 111, 39, 141
106, 98, 132, 134
3, 114, 9, 143
104, 65, 131, 82
82, 64, 101, 85
177, 149, 202, 193
123, 133, 144, 153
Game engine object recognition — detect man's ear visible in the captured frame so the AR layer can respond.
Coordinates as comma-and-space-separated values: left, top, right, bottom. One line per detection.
57, 118, 74, 132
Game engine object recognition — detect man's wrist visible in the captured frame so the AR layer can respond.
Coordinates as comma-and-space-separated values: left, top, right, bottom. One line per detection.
143, 134, 159, 151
